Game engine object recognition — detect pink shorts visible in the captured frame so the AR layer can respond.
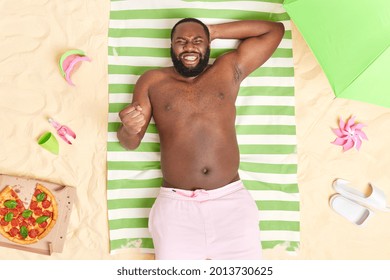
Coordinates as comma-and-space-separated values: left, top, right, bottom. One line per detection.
148, 180, 262, 260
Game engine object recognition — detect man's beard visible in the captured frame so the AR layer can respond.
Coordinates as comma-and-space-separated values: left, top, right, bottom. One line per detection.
170, 47, 210, 77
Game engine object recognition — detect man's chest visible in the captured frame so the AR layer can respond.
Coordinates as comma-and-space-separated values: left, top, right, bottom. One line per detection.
149, 79, 237, 115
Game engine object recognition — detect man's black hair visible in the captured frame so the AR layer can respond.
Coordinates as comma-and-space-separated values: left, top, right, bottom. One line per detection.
170, 18, 210, 41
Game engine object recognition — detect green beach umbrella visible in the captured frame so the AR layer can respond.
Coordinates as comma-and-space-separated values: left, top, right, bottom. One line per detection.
283, 0, 390, 108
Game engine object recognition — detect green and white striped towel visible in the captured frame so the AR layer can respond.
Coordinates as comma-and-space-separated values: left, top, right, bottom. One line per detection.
107, 0, 299, 255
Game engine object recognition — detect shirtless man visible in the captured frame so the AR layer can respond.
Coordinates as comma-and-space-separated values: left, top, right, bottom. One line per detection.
118, 18, 284, 259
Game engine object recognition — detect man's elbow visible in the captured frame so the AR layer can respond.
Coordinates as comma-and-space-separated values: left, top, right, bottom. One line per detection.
274, 22, 285, 38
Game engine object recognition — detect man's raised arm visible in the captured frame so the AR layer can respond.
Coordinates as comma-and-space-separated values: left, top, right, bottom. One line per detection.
117, 72, 152, 150
208, 20, 284, 81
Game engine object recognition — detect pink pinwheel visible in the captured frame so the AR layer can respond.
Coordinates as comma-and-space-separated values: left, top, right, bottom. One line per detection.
332, 116, 368, 151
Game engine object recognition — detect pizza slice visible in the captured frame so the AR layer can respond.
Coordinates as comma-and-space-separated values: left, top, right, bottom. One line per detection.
0, 183, 58, 245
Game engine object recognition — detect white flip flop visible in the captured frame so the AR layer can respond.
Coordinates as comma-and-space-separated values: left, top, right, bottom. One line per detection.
333, 179, 390, 212
329, 194, 373, 226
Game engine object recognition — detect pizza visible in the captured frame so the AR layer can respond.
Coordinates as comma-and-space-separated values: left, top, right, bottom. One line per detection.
0, 183, 58, 244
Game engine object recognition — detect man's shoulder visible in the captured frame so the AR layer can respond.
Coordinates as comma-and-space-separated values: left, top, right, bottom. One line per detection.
138, 67, 172, 83
142, 67, 173, 77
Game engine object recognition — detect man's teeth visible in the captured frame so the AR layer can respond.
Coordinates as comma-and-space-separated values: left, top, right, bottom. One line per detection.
184, 56, 196, 61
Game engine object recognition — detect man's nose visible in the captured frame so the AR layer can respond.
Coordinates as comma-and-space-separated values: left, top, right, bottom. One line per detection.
184, 42, 195, 51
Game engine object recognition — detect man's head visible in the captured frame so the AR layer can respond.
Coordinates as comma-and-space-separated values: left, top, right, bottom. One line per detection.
170, 18, 211, 77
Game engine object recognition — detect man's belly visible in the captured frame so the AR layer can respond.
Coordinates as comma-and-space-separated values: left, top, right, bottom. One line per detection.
159, 138, 240, 190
